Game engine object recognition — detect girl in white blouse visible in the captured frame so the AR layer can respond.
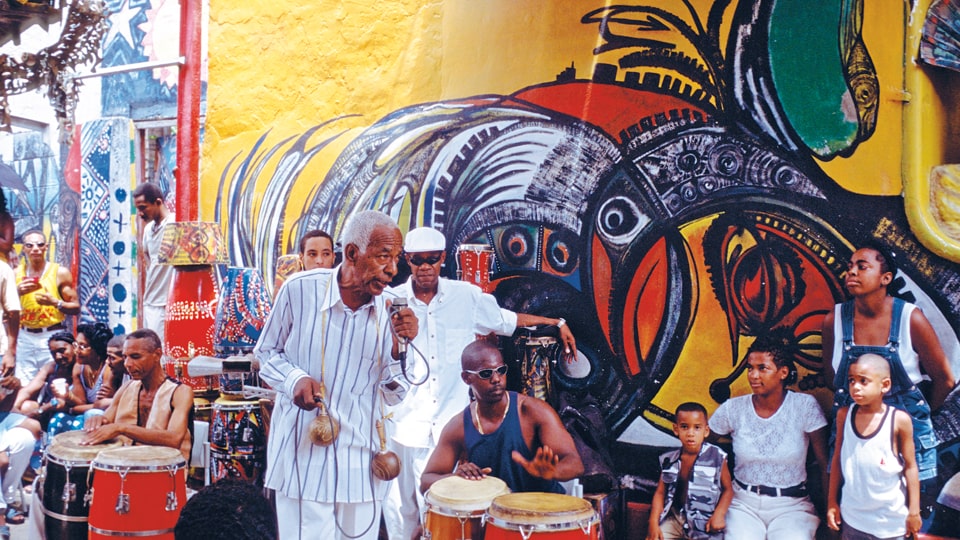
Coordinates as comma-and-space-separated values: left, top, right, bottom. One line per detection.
709, 334, 830, 540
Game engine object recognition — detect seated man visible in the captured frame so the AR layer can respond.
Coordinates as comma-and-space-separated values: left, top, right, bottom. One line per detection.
93, 333, 129, 410
28, 329, 195, 539
420, 340, 583, 495
0, 375, 39, 537
82, 328, 193, 459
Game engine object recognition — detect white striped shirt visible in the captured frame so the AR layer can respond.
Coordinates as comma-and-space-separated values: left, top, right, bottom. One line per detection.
256, 266, 406, 503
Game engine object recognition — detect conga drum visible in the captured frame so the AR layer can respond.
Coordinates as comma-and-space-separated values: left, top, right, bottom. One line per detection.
213, 266, 273, 357
88, 446, 187, 539
209, 398, 266, 484
457, 244, 495, 292
517, 334, 560, 404
424, 476, 510, 540
40, 431, 123, 540
484, 493, 598, 540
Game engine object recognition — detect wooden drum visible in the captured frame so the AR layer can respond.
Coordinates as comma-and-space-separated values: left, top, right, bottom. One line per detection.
424, 475, 510, 540
88, 446, 187, 539
40, 431, 123, 540
484, 493, 598, 540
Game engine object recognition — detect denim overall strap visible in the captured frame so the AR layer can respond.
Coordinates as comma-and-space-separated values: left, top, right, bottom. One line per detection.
834, 298, 937, 481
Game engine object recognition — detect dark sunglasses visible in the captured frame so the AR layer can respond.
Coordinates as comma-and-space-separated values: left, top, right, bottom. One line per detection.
463, 364, 508, 379
409, 254, 442, 266
23, 242, 46, 249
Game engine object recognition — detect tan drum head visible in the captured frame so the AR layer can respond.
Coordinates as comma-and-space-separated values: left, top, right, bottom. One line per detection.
487, 493, 596, 525
426, 476, 510, 513
46, 431, 123, 464
213, 397, 260, 409
93, 445, 186, 470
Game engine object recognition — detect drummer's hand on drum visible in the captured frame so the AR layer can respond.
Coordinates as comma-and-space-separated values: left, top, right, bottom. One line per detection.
84, 413, 109, 433
511, 446, 560, 480
83, 423, 120, 446
292, 377, 323, 411
454, 461, 491, 481
557, 324, 577, 363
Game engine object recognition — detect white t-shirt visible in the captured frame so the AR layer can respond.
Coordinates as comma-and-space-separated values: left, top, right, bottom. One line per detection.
709, 391, 827, 487
0, 261, 21, 355
830, 302, 923, 384
142, 213, 175, 307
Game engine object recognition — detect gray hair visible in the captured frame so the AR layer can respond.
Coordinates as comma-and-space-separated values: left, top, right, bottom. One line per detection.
340, 210, 398, 253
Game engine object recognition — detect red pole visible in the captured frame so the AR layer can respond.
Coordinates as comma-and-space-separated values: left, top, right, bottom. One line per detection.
176, 0, 202, 221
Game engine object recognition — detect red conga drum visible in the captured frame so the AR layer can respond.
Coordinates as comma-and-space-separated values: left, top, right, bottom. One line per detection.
88, 446, 187, 539
424, 475, 510, 540
484, 493, 598, 540
163, 264, 220, 394
457, 244, 495, 292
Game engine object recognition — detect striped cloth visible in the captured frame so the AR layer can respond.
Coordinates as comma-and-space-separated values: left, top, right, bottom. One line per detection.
256, 266, 406, 503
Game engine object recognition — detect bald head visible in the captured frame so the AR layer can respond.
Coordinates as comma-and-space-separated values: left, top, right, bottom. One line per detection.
851, 353, 890, 379
461, 340, 502, 371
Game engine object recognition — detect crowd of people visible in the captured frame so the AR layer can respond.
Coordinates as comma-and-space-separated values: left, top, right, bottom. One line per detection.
0, 182, 956, 540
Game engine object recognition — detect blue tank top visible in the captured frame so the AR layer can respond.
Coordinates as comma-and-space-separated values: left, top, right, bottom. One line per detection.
463, 391, 564, 494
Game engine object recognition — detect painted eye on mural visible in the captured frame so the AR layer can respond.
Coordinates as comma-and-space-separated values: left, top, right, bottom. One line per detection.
543, 230, 578, 274
710, 145, 742, 177
676, 150, 700, 173
498, 225, 536, 267
772, 165, 801, 187
597, 196, 646, 245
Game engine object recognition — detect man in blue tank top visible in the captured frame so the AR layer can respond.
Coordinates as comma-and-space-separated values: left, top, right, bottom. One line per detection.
420, 340, 583, 494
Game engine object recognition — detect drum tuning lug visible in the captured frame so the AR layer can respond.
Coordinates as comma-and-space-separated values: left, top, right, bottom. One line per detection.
62, 482, 76, 506
166, 491, 178, 511
84, 489, 94, 507
115, 493, 130, 515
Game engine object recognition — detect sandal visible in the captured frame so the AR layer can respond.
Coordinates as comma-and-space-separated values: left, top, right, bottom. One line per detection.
4, 506, 24, 525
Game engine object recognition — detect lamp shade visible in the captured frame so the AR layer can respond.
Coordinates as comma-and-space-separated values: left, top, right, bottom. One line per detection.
214, 266, 273, 355
158, 221, 229, 265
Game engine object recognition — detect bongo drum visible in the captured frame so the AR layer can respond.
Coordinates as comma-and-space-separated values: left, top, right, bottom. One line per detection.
88, 446, 187, 539
209, 398, 266, 484
457, 244, 495, 292
40, 431, 123, 540
424, 476, 510, 540
484, 493, 598, 540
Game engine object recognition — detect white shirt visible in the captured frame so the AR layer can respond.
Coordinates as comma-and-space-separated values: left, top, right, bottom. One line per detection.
709, 391, 827, 487
142, 213, 175, 307
0, 261, 20, 355
256, 266, 407, 503
830, 302, 923, 384
386, 277, 517, 447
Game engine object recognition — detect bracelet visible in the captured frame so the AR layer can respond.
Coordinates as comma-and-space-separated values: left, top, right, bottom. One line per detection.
57, 300, 63, 310
556, 318, 566, 329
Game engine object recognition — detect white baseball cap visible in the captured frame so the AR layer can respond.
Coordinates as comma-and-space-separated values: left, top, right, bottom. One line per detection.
404, 227, 446, 253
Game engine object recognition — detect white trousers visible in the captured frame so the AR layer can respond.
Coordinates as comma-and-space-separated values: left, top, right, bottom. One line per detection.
1, 426, 33, 510
15, 329, 58, 385
276, 491, 381, 540
383, 443, 430, 540
142, 304, 166, 346
724, 484, 820, 540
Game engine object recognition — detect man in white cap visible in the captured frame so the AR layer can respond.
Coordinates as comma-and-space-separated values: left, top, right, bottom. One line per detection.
383, 226, 576, 540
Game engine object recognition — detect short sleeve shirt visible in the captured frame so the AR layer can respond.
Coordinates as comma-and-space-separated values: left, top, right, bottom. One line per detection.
709, 391, 827, 487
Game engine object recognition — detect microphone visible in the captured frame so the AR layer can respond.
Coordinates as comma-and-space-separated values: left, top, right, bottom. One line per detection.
389, 297, 408, 373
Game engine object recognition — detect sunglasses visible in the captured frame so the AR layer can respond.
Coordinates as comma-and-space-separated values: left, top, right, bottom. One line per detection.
23, 242, 46, 249
408, 254, 442, 266
463, 364, 508, 379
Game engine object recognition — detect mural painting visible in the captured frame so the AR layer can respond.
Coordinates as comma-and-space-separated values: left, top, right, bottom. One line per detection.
206, 0, 960, 526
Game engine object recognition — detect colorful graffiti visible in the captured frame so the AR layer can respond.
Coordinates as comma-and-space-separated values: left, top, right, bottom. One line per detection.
211, 0, 960, 518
